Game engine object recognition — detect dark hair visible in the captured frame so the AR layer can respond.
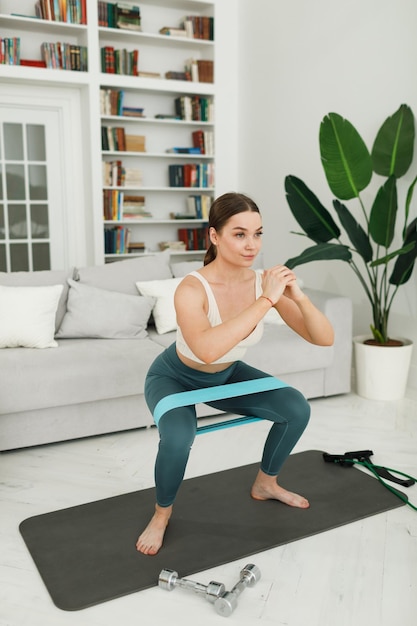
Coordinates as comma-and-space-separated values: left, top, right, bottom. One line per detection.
203, 192, 261, 265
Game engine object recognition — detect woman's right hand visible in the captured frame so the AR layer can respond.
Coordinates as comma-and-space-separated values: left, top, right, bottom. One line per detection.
261, 265, 298, 304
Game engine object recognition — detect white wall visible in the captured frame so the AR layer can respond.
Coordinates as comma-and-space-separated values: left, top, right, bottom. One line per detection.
236, 0, 417, 389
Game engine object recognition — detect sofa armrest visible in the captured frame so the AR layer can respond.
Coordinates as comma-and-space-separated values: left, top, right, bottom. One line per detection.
304, 288, 353, 396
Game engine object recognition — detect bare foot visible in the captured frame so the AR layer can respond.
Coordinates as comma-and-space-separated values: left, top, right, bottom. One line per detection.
250, 469, 309, 508
136, 504, 172, 555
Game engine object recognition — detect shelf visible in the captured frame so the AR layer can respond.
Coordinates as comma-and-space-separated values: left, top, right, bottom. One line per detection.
105, 249, 205, 259
102, 150, 213, 159
99, 73, 215, 96
0, 63, 90, 86
99, 27, 213, 48
0, 14, 87, 35
104, 219, 207, 224
100, 115, 214, 126
102, 186, 214, 192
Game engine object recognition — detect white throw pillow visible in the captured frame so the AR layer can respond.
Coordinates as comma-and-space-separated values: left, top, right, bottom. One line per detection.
56, 279, 154, 339
136, 277, 183, 334
0, 284, 63, 348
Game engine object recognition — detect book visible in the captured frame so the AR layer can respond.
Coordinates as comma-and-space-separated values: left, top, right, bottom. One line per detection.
125, 134, 146, 152
166, 147, 202, 154
137, 70, 161, 78
159, 27, 187, 37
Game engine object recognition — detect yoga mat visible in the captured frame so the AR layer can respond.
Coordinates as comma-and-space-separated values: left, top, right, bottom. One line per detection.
19, 450, 406, 611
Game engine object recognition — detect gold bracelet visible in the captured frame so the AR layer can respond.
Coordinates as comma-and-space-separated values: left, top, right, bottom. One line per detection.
260, 295, 274, 307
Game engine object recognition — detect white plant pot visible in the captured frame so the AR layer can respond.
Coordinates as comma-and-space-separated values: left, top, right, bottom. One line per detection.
353, 335, 413, 401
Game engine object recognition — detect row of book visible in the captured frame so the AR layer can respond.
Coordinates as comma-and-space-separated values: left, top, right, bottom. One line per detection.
102, 160, 142, 187
101, 46, 138, 76
165, 59, 214, 84
101, 126, 146, 152
178, 226, 209, 251
159, 15, 214, 41
103, 191, 151, 221
41, 42, 88, 70
34, 0, 87, 24
175, 95, 214, 122
184, 59, 214, 83
100, 88, 144, 117
186, 194, 212, 219
104, 226, 133, 254
98, 2, 141, 31
168, 163, 214, 188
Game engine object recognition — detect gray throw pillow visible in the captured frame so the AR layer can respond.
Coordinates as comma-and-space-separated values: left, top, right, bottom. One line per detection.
75, 251, 172, 295
56, 280, 154, 339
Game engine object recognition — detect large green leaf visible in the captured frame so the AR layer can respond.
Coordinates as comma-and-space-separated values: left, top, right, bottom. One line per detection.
319, 113, 372, 200
333, 200, 373, 262
285, 242, 352, 269
369, 176, 397, 247
389, 218, 417, 284
371, 104, 415, 178
284, 175, 340, 243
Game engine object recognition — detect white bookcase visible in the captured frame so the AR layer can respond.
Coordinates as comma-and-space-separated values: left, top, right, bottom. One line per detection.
0, 0, 216, 264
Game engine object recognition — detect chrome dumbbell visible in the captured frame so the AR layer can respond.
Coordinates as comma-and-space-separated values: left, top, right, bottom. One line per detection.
158, 568, 226, 604
214, 563, 261, 617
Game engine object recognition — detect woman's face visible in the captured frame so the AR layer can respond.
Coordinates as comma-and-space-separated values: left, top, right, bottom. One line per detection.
210, 211, 263, 266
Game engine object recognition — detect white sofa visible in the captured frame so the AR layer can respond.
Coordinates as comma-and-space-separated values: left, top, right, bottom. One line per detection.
0, 252, 352, 451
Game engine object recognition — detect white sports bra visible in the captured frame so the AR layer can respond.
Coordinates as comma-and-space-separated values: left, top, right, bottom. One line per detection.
176, 270, 264, 365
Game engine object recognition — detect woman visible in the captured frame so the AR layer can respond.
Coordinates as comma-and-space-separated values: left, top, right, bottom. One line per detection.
136, 192, 334, 556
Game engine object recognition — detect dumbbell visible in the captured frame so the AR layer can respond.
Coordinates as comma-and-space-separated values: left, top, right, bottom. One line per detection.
158, 568, 226, 603
214, 563, 261, 617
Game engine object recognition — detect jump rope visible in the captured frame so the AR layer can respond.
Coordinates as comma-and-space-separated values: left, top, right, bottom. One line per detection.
323, 449, 417, 511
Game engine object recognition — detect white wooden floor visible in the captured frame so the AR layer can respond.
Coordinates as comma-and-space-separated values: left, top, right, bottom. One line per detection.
1, 388, 416, 626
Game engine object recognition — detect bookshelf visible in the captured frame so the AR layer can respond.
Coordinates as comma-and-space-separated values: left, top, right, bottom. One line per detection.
0, 0, 216, 263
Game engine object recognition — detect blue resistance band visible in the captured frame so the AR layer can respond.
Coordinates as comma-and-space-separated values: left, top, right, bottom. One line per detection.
153, 376, 289, 434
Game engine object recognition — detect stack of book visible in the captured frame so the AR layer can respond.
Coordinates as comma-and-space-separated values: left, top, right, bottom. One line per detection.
125, 134, 146, 152
98, 2, 141, 30
159, 26, 188, 37
122, 195, 150, 219
124, 167, 142, 187
128, 241, 146, 254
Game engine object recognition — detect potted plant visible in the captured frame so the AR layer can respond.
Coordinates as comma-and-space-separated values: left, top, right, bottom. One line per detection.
284, 104, 417, 400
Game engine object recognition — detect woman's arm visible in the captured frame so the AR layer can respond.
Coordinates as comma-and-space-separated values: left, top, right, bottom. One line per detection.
174, 276, 272, 364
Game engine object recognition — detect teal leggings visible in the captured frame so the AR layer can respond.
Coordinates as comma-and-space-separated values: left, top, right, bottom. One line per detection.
144, 343, 310, 507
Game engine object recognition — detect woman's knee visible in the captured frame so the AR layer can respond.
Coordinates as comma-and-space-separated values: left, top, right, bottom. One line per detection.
158, 411, 197, 452
273, 387, 310, 429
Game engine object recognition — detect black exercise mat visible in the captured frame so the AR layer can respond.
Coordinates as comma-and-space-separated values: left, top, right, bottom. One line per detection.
19, 450, 406, 611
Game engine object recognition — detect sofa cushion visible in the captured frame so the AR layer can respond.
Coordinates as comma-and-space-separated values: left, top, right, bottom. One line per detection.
0, 268, 74, 331
0, 337, 164, 414
75, 251, 172, 295
136, 277, 183, 334
245, 324, 334, 375
0, 284, 63, 349
56, 280, 154, 339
